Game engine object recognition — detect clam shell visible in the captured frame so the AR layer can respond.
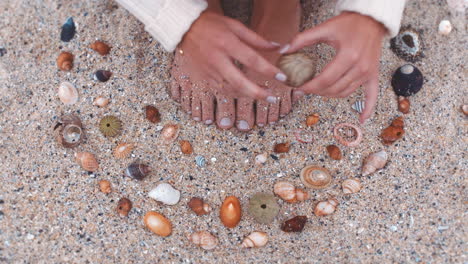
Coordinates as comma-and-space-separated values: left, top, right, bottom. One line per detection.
55, 114, 84, 148
144, 211, 172, 237
113, 142, 134, 159
314, 198, 338, 216
58, 82, 78, 105
60, 17, 76, 42
241, 231, 268, 248
300, 165, 332, 189
277, 53, 316, 87
75, 152, 99, 172
342, 178, 362, 194
160, 123, 179, 143
189, 231, 218, 250
124, 161, 151, 180
195, 155, 206, 167
351, 101, 365, 114
148, 183, 181, 205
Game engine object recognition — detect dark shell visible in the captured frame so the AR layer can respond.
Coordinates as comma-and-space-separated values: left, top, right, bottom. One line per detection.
390, 26, 423, 62
54, 114, 84, 148
391, 64, 423, 96
124, 162, 151, 180
145, 105, 161, 123
99, 115, 122, 137
0, 46, 6, 57
94, 70, 112, 82
281, 216, 307, 232
60, 17, 76, 42
248, 193, 280, 224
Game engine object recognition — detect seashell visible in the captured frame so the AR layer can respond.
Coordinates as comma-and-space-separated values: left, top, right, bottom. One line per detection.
94, 70, 112, 82
93, 96, 109, 107
326, 145, 342, 160
273, 181, 308, 203
461, 105, 468, 116
241, 231, 268, 248
391, 64, 424, 97
333, 123, 363, 147
144, 211, 172, 237
274, 142, 290, 153
314, 198, 339, 216
0, 46, 6, 57
99, 115, 122, 137
58, 81, 78, 105
381, 117, 405, 145
113, 142, 134, 159
60, 17, 76, 42
75, 152, 99, 172
397, 96, 410, 114
145, 105, 161, 123
248, 193, 280, 224
55, 114, 84, 148
220, 196, 242, 228
294, 129, 314, 144
57, 51, 73, 71
195, 155, 206, 167
179, 140, 193, 154
90, 40, 111, 55
390, 26, 423, 62
188, 197, 212, 215
98, 180, 112, 194
277, 53, 316, 87
160, 123, 179, 143
362, 150, 388, 176
255, 153, 267, 165
438, 20, 452, 35
351, 101, 365, 114
117, 197, 132, 217
342, 178, 362, 194
281, 216, 307, 232
124, 161, 151, 180
189, 231, 218, 250
148, 183, 181, 205
305, 113, 319, 126
300, 165, 332, 189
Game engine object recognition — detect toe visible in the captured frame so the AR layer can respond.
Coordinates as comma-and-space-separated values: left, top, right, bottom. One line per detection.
180, 79, 192, 114
236, 97, 255, 131
201, 91, 215, 125
170, 76, 181, 102
267, 96, 280, 125
255, 100, 269, 127
191, 88, 202, 122
279, 88, 292, 118
216, 94, 235, 129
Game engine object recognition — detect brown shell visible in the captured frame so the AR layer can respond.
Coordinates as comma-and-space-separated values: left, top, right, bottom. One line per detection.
281, 216, 307, 232
274, 142, 290, 153
98, 180, 112, 194
306, 114, 319, 127
57, 51, 73, 71
145, 105, 161, 123
55, 114, 84, 148
113, 143, 134, 159
160, 123, 179, 143
90, 41, 111, 56
398, 96, 410, 114
461, 105, 468, 116
144, 211, 172, 237
381, 117, 405, 145
300, 165, 332, 189
117, 197, 132, 217
326, 145, 342, 160
124, 161, 151, 180
75, 152, 99, 172
220, 196, 242, 228
188, 197, 211, 215
179, 140, 193, 155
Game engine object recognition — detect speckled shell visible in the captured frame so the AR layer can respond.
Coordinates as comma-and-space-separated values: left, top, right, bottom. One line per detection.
57, 51, 73, 71
90, 40, 111, 55
144, 211, 172, 237
58, 81, 78, 105
188, 197, 212, 215
362, 150, 388, 176
55, 114, 84, 148
93, 96, 109, 107
124, 161, 151, 180
391, 64, 423, 97
160, 123, 179, 143
342, 178, 362, 194
241, 231, 268, 248
148, 183, 181, 205
300, 166, 332, 189
60, 17, 75, 42
273, 181, 308, 203
113, 143, 134, 159
75, 152, 99, 172
189, 231, 218, 250
390, 26, 423, 62
220, 196, 242, 228
277, 53, 316, 87
314, 198, 338, 216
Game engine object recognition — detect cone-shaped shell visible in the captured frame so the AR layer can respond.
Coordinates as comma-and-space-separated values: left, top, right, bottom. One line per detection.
75, 152, 99, 172
124, 161, 151, 180
241, 231, 268, 248
273, 181, 308, 203
362, 150, 388, 176
314, 198, 339, 216
281, 216, 307, 232
277, 53, 316, 87
148, 183, 181, 205
144, 211, 172, 237
189, 231, 218, 250
55, 114, 84, 148
220, 196, 241, 228
60, 17, 75, 42
90, 41, 111, 55
300, 166, 332, 189
58, 81, 78, 105
113, 143, 134, 159
57, 52, 73, 71
342, 178, 362, 194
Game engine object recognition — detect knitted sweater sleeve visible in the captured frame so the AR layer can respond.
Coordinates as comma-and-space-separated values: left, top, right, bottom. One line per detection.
335, 0, 407, 37
115, 0, 208, 51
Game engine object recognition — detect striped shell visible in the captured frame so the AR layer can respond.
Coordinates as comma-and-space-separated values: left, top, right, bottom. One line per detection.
273, 181, 308, 203
342, 178, 362, 194
314, 198, 338, 216
351, 101, 365, 113
189, 231, 218, 250
241, 231, 268, 248
300, 166, 332, 189
58, 82, 78, 105
75, 152, 99, 172
113, 143, 134, 159
195, 155, 206, 167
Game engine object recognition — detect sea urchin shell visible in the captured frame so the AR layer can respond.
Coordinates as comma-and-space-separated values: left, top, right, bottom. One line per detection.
248, 193, 280, 224
391, 64, 423, 97
99, 115, 122, 137
390, 26, 423, 62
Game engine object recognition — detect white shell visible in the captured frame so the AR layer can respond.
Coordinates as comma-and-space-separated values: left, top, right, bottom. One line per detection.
189, 231, 218, 250
255, 153, 267, 165
58, 81, 78, 105
148, 183, 180, 205
362, 150, 388, 176
93, 96, 109, 107
314, 198, 338, 216
342, 178, 362, 194
241, 231, 268, 248
352, 101, 365, 113
195, 155, 206, 167
438, 20, 452, 35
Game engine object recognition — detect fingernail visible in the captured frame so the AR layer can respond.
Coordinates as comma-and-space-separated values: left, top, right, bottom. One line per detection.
237, 120, 250, 130
266, 96, 277, 104
279, 44, 290, 54
275, 72, 287, 82
220, 117, 231, 127
193, 116, 200, 121
205, 119, 213, 125
271, 41, 281, 47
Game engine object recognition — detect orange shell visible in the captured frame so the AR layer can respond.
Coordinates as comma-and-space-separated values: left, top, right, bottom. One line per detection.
274, 142, 290, 153
144, 211, 172, 237
188, 197, 211, 215
326, 145, 342, 160
75, 152, 99, 172
90, 41, 111, 56
117, 197, 132, 217
220, 196, 242, 228
57, 51, 73, 71
160, 124, 179, 143
300, 165, 332, 189
98, 180, 112, 194
113, 143, 134, 159
306, 114, 319, 126
179, 140, 193, 155
398, 96, 410, 114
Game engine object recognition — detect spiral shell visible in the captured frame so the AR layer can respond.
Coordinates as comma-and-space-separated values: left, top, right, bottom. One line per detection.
75, 152, 99, 172
188, 197, 212, 215
195, 155, 206, 168
93, 96, 109, 107
60, 17, 75, 42
94, 70, 112, 82
274, 142, 290, 153
351, 101, 365, 114
273, 181, 308, 203
220, 196, 242, 228
124, 161, 151, 180
342, 178, 362, 194
117, 197, 132, 217
144, 211, 172, 237
314, 198, 338, 216
362, 150, 388, 176
55, 114, 84, 148
241, 231, 268, 248
58, 81, 78, 105
160, 123, 179, 143
57, 51, 73, 71
326, 145, 342, 160
300, 166, 332, 189
333, 123, 363, 147
148, 183, 181, 205
277, 53, 316, 87
398, 96, 410, 114
189, 231, 218, 250
90, 40, 111, 55
99, 115, 122, 137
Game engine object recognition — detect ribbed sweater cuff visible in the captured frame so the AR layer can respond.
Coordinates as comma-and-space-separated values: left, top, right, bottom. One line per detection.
335, 0, 407, 37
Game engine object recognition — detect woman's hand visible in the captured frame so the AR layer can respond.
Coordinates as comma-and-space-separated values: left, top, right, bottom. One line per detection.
281, 12, 387, 123
178, 10, 287, 103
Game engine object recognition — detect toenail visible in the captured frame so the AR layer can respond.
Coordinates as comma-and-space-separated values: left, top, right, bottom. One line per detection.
293, 90, 305, 98
205, 119, 213, 125
279, 44, 290, 54
220, 117, 231, 127
266, 96, 278, 104
269, 121, 276, 125
257, 123, 265, 127
280, 114, 285, 118
187, 111, 192, 114
275, 73, 287, 82
193, 117, 200, 121
238, 120, 250, 130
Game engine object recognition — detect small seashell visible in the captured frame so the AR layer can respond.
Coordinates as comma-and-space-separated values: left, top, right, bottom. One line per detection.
398, 96, 410, 114
189, 231, 218, 250
117, 197, 132, 217
160, 123, 179, 143
148, 183, 181, 205
248, 193, 280, 224
351, 101, 365, 114
90, 40, 111, 55
314, 198, 339, 216
277, 53, 316, 87
390, 26, 423, 62
179, 140, 193, 154
113, 142, 134, 159
58, 81, 78, 105
93, 96, 110, 107
241, 231, 268, 248
124, 161, 151, 180
145, 105, 161, 123
342, 178, 362, 194
274, 142, 290, 153
305, 113, 319, 126
220, 196, 242, 228
281, 216, 307, 232
195, 155, 206, 167
391, 64, 424, 97
144, 211, 172, 237
362, 150, 388, 176
55, 114, 84, 148
255, 153, 267, 165
381, 117, 405, 145
461, 105, 468, 116
188, 197, 212, 215
273, 181, 309, 203
438, 20, 452, 35
75, 152, 99, 172
300, 165, 332, 189
326, 145, 342, 160
98, 180, 112, 194
60, 17, 76, 42
0, 46, 7, 57
94, 70, 112, 82
294, 129, 314, 143
57, 51, 73, 71
99, 115, 122, 137
333, 123, 363, 147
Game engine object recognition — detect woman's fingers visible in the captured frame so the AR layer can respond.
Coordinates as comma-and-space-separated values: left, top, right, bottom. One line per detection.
225, 19, 280, 50
360, 76, 379, 123
280, 24, 330, 54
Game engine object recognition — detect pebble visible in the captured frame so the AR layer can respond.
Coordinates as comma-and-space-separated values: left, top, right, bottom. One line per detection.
389, 225, 398, 232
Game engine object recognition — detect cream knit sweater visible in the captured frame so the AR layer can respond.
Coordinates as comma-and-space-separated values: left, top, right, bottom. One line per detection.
115, 0, 407, 52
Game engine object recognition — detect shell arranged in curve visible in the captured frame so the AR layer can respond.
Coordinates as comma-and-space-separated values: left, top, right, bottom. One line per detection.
117, 197, 132, 217
113, 142, 134, 159
362, 150, 388, 176
390, 26, 423, 62
144, 211, 172, 237
314, 198, 339, 216
281, 216, 307, 232
241, 231, 268, 248
57, 52, 73, 71
60, 17, 76, 42
342, 178, 362, 194
220, 196, 242, 228
58, 81, 78, 105
300, 165, 332, 189
75, 152, 99, 172
124, 161, 151, 180
273, 181, 308, 203
90, 40, 111, 56
160, 123, 179, 143
351, 101, 365, 114
391, 64, 423, 97
188, 197, 211, 215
